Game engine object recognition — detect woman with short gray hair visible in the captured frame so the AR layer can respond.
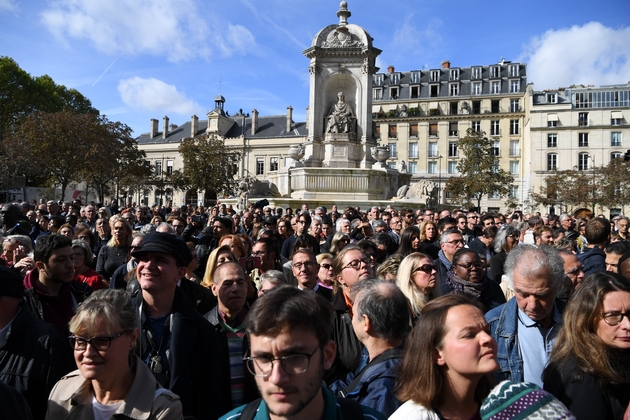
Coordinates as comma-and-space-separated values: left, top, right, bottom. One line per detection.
490, 224, 520, 282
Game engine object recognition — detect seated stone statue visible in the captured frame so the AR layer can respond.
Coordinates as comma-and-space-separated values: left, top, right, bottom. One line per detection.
326, 92, 355, 133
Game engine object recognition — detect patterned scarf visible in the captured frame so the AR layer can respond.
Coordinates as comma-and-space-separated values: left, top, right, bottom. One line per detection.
446, 269, 486, 298
438, 249, 453, 270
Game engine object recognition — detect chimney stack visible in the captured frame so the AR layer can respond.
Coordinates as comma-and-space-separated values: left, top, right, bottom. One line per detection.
387, 65, 395, 74
150, 119, 158, 138
251, 109, 258, 135
162, 116, 169, 139
286, 106, 293, 132
441, 60, 451, 69
191, 115, 198, 137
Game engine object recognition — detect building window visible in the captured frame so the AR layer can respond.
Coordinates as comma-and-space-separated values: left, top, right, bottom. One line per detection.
390, 73, 400, 84
256, 158, 264, 175
450, 83, 459, 96
429, 123, 438, 137
269, 157, 279, 172
411, 72, 420, 83
508, 65, 519, 77
510, 119, 520, 135
388, 124, 397, 138
489, 191, 500, 199
579, 133, 589, 147
155, 160, 162, 176
472, 82, 481, 95
390, 87, 399, 99
548, 134, 557, 148
612, 117, 622, 126
472, 67, 482, 79
450, 102, 458, 115
428, 142, 438, 158
510, 160, 520, 175
548, 153, 558, 171
166, 160, 173, 176
448, 161, 458, 174
431, 70, 440, 82
548, 119, 558, 128
411, 86, 419, 98
547, 93, 557, 103
389, 143, 397, 158
408, 143, 418, 158
428, 161, 437, 174
409, 124, 418, 138
611, 152, 623, 161
450, 69, 460, 80
449, 121, 458, 137
448, 142, 458, 157
510, 140, 520, 156
387, 162, 397, 170
510, 99, 520, 112
491, 81, 500, 94
373, 74, 383, 85
510, 185, 519, 199
491, 140, 500, 156
408, 162, 417, 174
510, 80, 520, 93
374, 124, 381, 137
491, 100, 500, 113
471, 121, 481, 132
430, 85, 439, 97
490, 120, 500, 136
578, 153, 590, 171
611, 132, 622, 147
373, 89, 382, 100
490, 66, 500, 78
472, 101, 481, 114
578, 112, 589, 127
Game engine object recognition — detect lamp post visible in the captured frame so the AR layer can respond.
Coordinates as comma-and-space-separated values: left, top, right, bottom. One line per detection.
438, 155, 443, 206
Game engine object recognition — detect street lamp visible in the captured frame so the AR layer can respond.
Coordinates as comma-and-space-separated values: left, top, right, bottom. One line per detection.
438, 155, 443, 206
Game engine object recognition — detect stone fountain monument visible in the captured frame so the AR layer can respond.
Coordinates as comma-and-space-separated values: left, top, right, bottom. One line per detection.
271, 1, 411, 206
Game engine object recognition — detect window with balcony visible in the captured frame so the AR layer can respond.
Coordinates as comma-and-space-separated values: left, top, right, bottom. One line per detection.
510, 99, 520, 112
408, 142, 418, 158
471, 121, 481, 132
428, 142, 438, 157
428, 161, 437, 174
256, 158, 264, 175
510, 80, 520, 93
491, 100, 500, 113
579, 133, 589, 147
429, 123, 438, 137
389, 143, 397, 158
269, 157, 279, 172
448, 161, 458, 173
510, 160, 520, 175
448, 142, 458, 157
578, 112, 589, 127
548, 134, 557, 148
491, 81, 500, 94
611, 132, 622, 147
510, 119, 520, 135
388, 124, 397, 138
578, 153, 590, 171
547, 153, 557, 171
408, 162, 417, 174
510, 140, 520, 156
409, 124, 418, 138
491, 140, 500, 156
450, 83, 459, 96
490, 120, 500, 136
449, 121, 458, 137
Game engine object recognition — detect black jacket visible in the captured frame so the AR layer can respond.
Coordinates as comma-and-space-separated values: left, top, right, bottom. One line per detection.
326, 291, 364, 385
0, 302, 76, 420
204, 306, 259, 408
134, 287, 231, 419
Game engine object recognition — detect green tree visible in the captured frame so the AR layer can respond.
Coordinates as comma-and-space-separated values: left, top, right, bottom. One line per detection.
444, 128, 514, 211
171, 133, 240, 198
531, 168, 602, 213
598, 157, 630, 213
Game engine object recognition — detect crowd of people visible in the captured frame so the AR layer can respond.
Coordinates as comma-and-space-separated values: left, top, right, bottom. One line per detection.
1, 197, 629, 419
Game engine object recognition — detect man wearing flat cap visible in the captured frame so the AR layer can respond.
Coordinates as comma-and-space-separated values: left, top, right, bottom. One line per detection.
131, 231, 231, 419
0, 266, 75, 420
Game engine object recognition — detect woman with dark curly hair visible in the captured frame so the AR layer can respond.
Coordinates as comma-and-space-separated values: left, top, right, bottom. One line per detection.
543, 272, 630, 419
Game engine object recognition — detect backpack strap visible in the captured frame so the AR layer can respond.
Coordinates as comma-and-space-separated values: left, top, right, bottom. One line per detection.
338, 397, 365, 419
337, 348, 403, 398
238, 398, 262, 420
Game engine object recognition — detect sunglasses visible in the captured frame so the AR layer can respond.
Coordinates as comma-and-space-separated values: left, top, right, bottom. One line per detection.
414, 264, 436, 274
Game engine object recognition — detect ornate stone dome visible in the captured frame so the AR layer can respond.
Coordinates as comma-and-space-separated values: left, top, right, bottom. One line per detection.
309, 1, 374, 51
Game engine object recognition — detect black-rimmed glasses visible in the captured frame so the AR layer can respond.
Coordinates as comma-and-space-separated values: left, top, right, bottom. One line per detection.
456, 261, 484, 271
244, 345, 321, 378
69, 331, 126, 351
342, 258, 370, 270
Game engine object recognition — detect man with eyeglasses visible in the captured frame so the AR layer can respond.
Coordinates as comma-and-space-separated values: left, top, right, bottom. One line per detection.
433, 229, 464, 285
292, 249, 332, 301
250, 239, 283, 289
220, 287, 384, 420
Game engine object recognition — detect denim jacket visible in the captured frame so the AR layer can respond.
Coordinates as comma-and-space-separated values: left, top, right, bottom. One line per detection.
485, 298, 564, 384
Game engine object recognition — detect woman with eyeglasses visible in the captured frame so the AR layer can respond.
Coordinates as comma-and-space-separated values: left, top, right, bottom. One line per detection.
489, 224, 520, 283
396, 252, 439, 321
443, 249, 505, 314
544, 272, 630, 420
328, 245, 372, 383
316, 252, 335, 289
46, 289, 182, 419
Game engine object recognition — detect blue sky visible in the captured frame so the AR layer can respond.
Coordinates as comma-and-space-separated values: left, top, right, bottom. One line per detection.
1, 0, 629, 136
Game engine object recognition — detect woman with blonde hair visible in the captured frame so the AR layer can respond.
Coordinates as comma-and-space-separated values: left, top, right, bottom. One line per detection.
396, 252, 438, 319
419, 220, 438, 244
200, 245, 236, 289
96, 216, 132, 282
218, 234, 247, 259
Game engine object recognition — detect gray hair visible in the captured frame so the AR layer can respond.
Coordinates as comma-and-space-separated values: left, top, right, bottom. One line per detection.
505, 245, 565, 291
72, 239, 94, 266
69, 289, 140, 337
559, 213, 571, 223
372, 220, 388, 230
156, 222, 174, 234
336, 218, 350, 232
259, 270, 287, 288
352, 278, 409, 341
494, 224, 520, 254
311, 215, 323, 227
6, 235, 33, 254
440, 228, 462, 244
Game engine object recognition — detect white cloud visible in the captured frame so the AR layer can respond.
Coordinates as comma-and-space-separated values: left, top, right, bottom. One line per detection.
40, 0, 256, 61
520, 22, 630, 89
0, 0, 18, 12
117, 77, 201, 115
392, 15, 442, 54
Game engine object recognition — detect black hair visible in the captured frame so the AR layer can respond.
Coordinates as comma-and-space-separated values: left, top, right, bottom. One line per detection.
34, 234, 72, 264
